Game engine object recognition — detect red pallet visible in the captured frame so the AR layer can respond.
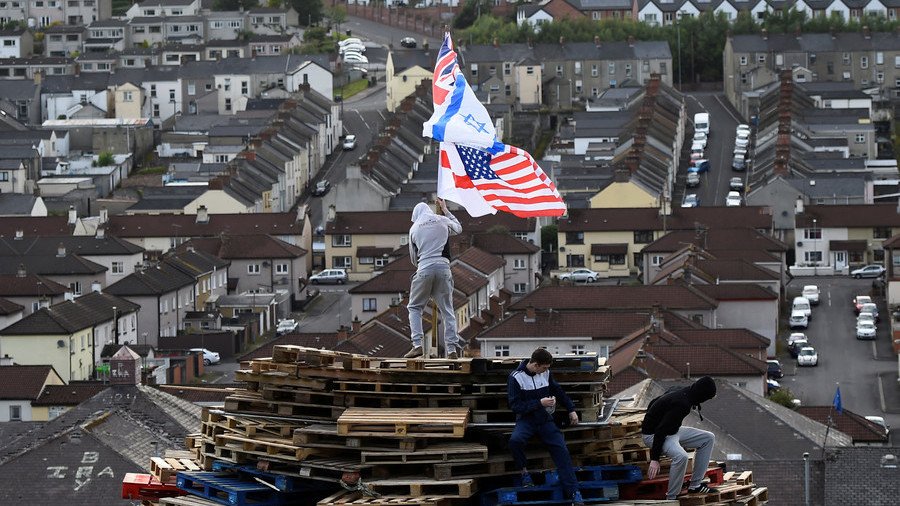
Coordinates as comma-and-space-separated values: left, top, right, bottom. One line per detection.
122, 472, 187, 501
618, 467, 723, 500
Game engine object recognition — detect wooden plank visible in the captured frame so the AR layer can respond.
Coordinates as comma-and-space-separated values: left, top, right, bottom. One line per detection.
367, 478, 476, 498
317, 491, 452, 506
337, 408, 470, 438
293, 424, 422, 452
361, 443, 488, 465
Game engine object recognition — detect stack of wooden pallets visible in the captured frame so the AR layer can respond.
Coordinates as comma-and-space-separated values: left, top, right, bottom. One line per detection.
133, 345, 767, 506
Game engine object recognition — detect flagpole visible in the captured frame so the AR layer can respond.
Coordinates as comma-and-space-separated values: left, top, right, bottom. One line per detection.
822, 382, 840, 459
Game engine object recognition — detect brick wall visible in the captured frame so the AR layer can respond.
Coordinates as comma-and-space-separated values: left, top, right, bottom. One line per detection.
731, 459, 824, 506
824, 447, 900, 505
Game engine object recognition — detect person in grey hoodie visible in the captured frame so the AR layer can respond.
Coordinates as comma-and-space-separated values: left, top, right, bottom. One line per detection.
404, 199, 462, 359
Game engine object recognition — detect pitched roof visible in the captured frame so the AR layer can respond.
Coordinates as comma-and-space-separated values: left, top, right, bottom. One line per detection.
184, 234, 306, 260
0, 235, 144, 256
0, 292, 139, 335
0, 217, 72, 237
641, 228, 787, 253
335, 324, 412, 358
0, 274, 68, 297
0, 252, 107, 276
559, 207, 773, 232
349, 269, 414, 294
674, 328, 770, 349
237, 332, 340, 361
31, 382, 107, 406
450, 263, 489, 296
510, 285, 717, 311
154, 384, 239, 404
796, 204, 900, 228
327, 211, 535, 235
0, 365, 59, 400
796, 407, 889, 444
471, 232, 540, 254
479, 310, 655, 340
456, 246, 505, 275
165, 248, 230, 276
105, 263, 196, 296
106, 212, 304, 238
691, 283, 778, 301
0, 297, 23, 315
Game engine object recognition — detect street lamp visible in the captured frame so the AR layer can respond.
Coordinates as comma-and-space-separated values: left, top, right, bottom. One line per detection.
676, 16, 682, 90
812, 218, 818, 275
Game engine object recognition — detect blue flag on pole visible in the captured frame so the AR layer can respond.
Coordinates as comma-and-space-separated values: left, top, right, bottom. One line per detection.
833, 386, 842, 414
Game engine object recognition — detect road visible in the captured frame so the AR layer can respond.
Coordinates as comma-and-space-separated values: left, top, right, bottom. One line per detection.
778, 276, 899, 443
678, 92, 746, 207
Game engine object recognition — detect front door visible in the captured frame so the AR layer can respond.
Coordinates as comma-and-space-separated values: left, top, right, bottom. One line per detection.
835, 251, 847, 271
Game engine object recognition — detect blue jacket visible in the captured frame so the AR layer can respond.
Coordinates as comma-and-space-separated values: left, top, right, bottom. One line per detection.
508, 358, 576, 424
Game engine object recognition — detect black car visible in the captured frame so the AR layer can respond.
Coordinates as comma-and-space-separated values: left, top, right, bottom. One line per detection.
788, 339, 809, 358
766, 360, 784, 379
311, 180, 331, 196
400, 37, 416, 48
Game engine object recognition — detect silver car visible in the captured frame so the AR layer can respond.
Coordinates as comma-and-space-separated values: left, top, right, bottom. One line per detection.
309, 268, 348, 284
560, 269, 600, 283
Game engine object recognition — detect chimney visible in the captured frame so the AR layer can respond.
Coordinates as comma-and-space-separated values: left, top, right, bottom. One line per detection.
493, 37, 499, 48
14, 229, 22, 240
863, 25, 870, 39
336, 325, 348, 341
99, 206, 108, 224
762, 29, 768, 40
593, 35, 600, 47
795, 197, 804, 215
627, 35, 635, 47
16, 263, 25, 277
559, 36, 565, 46
196, 205, 209, 224
524, 305, 536, 323
351, 317, 361, 334
0, 354, 13, 366
91, 280, 102, 293
67, 205, 77, 225
33, 71, 42, 86
57, 242, 66, 257
64, 292, 74, 301
614, 168, 631, 182
327, 204, 336, 222
95, 226, 105, 239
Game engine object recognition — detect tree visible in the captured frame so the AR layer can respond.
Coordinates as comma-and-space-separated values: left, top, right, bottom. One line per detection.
768, 388, 798, 409
541, 225, 558, 252
328, 4, 347, 35
292, 0, 324, 26
95, 151, 115, 167
213, 0, 259, 10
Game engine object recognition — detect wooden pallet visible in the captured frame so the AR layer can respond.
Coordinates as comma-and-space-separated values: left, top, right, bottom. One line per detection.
293, 424, 424, 451
336, 408, 469, 438
317, 490, 454, 506
213, 433, 327, 463
584, 436, 646, 454
271, 345, 355, 365
360, 443, 488, 465
367, 478, 476, 498
235, 369, 331, 391
431, 454, 557, 481
150, 455, 203, 483
160, 496, 224, 506
335, 381, 463, 396
224, 394, 344, 420
591, 447, 651, 465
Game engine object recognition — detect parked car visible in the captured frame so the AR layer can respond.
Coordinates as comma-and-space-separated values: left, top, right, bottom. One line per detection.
797, 346, 818, 367
400, 36, 417, 48
312, 180, 331, 196
733, 145, 748, 157
851, 264, 885, 279
766, 378, 781, 394
725, 191, 742, 207
559, 268, 600, 283
688, 160, 710, 173
732, 154, 747, 171
856, 321, 877, 340
859, 302, 880, 322
865, 415, 890, 436
690, 147, 704, 159
853, 295, 873, 314
789, 310, 808, 329
729, 177, 744, 192
309, 268, 348, 284
682, 194, 700, 208
857, 312, 876, 327
736, 124, 751, 137
343, 53, 369, 64
338, 37, 362, 47
693, 131, 708, 149
802, 285, 820, 305
787, 332, 808, 346
788, 338, 809, 358
766, 359, 784, 379
343, 134, 357, 150
339, 42, 366, 54
276, 319, 299, 335
190, 348, 220, 366
691, 140, 705, 153
792, 296, 812, 320
686, 171, 701, 188
735, 132, 751, 149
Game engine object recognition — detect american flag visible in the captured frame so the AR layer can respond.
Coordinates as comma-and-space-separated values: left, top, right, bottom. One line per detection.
432, 33, 459, 107
439, 142, 566, 218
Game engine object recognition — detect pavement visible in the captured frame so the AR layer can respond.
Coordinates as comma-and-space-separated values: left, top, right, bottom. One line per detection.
877, 371, 900, 414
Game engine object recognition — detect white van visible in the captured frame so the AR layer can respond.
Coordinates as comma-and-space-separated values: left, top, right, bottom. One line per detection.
694, 112, 710, 137
792, 296, 812, 320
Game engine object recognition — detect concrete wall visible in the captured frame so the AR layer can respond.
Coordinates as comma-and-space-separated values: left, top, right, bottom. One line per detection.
716, 299, 777, 357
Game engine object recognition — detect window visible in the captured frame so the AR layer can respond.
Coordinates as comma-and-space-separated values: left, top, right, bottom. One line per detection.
843, 53, 851, 65
860, 56, 868, 69
241, 81, 248, 94
247, 264, 260, 274
362, 298, 377, 312
332, 256, 352, 269
224, 98, 232, 112
659, 62, 667, 75
0, 172, 8, 181
514, 283, 527, 293
358, 256, 373, 265
625, 64, 632, 78
187, 82, 195, 95
595, 254, 609, 263
152, 104, 159, 117
488, 65, 496, 76
490, 83, 500, 92
69, 281, 82, 295
374, 257, 388, 268
827, 62, 834, 75
9, 405, 21, 421
567, 254, 585, 267
874, 227, 891, 239
275, 263, 288, 274
513, 259, 526, 270
875, 52, 883, 65
634, 230, 653, 243
565, 232, 584, 244
608, 62, 615, 76
505, 85, 511, 96
494, 345, 510, 357
609, 254, 626, 265
556, 65, 563, 77
591, 64, 598, 77
651, 255, 664, 266
856, 134, 866, 144
804, 251, 823, 263
526, 67, 534, 75
571, 344, 586, 355
757, 54, 766, 64
150, 85, 156, 97
804, 227, 822, 240
112, 261, 124, 274
332, 235, 351, 247
643, 13, 657, 24
470, 63, 477, 77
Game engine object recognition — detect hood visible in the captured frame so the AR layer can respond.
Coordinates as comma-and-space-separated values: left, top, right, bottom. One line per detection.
688, 376, 717, 405
411, 202, 433, 223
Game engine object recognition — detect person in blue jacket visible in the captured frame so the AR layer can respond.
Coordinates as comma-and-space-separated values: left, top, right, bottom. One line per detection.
508, 348, 584, 506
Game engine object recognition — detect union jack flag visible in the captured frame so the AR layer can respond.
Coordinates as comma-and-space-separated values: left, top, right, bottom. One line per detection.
438, 142, 566, 218
432, 32, 459, 107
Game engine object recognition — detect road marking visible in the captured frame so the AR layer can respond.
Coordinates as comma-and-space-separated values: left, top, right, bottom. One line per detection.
356, 110, 370, 131
714, 94, 743, 123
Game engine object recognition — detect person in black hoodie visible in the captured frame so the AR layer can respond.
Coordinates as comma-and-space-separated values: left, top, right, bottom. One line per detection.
640, 376, 719, 500
508, 348, 584, 506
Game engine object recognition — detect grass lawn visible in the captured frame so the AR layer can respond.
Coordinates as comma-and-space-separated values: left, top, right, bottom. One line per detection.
334, 78, 370, 100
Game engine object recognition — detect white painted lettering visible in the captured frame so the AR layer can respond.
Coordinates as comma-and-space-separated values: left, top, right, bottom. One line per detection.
74, 466, 93, 491
81, 451, 100, 464
47, 466, 67, 478
97, 466, 115, 478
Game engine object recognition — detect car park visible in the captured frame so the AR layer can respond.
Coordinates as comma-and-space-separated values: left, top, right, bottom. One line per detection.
343, 134, 357, 150
856, 321, 877, 339
686, 171, 700, 188
729, 177, 744, 192
851, 264, 885, 279
682, 194, 700, 208
790, 310, 808, 329
400, 36, 417, 48
688, 160, 710, 173
797, 346, 818, 366
725, 191, 742, 207
276, 319, 299, 335
732, 154, 747, 171
766, 359, 784, 379
312, 180, 331, 196
788, 338, 809, 358
853, 295, 873, 313
309, 268, 348, 284
190, 348, 220, 366
859, 303, 880, 322
559, 268, 600, 283
802, 285, 820, 305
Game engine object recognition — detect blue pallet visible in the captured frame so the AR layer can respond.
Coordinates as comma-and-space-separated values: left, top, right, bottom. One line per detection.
543, 465, 643, 487
481, 480, 619, 506
176, 471, 290, 506
210, 461, 332, 493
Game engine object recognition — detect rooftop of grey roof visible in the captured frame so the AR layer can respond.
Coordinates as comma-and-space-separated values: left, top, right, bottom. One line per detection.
785, 174, 867, 196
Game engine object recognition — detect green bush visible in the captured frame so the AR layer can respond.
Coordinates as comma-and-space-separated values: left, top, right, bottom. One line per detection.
769, 388, 798, 409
